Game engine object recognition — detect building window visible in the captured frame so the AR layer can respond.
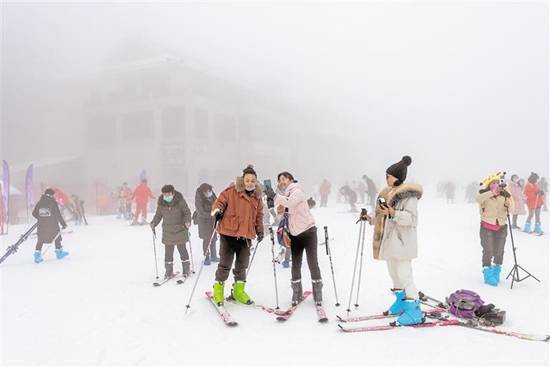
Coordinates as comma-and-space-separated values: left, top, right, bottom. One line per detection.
122, 110, 154, 141
162, 106, 185, 138
194, 108, 209, 139
88, 115, 116, 147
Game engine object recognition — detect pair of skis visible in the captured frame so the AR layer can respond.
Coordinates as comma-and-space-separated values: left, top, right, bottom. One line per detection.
206, 290, 328, 327
152, 272, 192, 287
337, 297, 549, 342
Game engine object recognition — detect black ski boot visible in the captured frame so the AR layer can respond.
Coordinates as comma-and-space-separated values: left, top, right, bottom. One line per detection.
312, 279, 323, 306
291, 279, 303, 306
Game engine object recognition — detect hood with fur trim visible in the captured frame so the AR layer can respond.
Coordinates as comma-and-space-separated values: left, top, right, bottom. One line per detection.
234, 176, 263, 197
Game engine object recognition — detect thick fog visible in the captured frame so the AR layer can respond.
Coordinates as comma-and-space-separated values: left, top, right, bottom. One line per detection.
1, 1, 548, 208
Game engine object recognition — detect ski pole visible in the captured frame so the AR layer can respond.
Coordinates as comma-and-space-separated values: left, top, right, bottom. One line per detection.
346, 215, 364, 315
185, 220, 218, 314
268, 227, 280, 310
246, 237, 262, 277
187, 235, 195, 274
152, 232, 159, 279
324, 226, 340, 307
354, 214, 368, 308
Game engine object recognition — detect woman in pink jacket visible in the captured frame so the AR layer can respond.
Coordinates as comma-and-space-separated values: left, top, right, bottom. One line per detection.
523, 172, 544, 235
508, 174, 526, 230
273, 172, 322, 306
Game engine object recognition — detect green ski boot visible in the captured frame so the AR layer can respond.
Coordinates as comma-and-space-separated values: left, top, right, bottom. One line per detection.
213, 281, 225, 305
231, 280, 253, 305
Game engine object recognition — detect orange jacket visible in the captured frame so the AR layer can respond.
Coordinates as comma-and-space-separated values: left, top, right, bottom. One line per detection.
212, 177, 264, 239
524, 182, 544, 209
133, 183, 154, 205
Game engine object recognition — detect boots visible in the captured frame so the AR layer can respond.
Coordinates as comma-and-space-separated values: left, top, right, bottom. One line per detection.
33, 251, 43, 263
483, 267, 497, 286
182, 260, 190, 277
213, 281, 225, 305
312, 279, 323, 305
164, 262, 174, 279
291, 279, 303, 306
210, 255, 220, 262
523, 222, 532, 233
491, 264, 502, 285
397, 299, 424, 326
388, 289, 406, 315
231, 280, 253, 305
534, 223, 543, 235
203, 255, 211, 266
55, 248, 69, 260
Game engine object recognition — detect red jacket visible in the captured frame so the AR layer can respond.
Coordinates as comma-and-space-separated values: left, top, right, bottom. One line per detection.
133, 183, 154, 205
53, 188, 70, 207
524, 182, 544, 209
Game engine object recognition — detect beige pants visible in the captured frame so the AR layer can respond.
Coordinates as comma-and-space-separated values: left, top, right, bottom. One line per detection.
386, 259, 418, 300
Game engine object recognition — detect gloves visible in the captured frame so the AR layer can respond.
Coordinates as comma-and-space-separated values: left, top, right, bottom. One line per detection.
256, 232, 264, 243
478, 187, 491, 194
267, 197, 275, 209
500, 190, 511, 198
307, 197, 316, 209
211, 208, 224, 221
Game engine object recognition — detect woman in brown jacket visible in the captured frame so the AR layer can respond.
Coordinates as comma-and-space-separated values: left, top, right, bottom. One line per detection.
210, 165, 264, 305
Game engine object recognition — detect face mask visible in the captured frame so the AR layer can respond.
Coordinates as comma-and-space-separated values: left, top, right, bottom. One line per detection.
245, 186, 255, 192
163, 195, 174, 203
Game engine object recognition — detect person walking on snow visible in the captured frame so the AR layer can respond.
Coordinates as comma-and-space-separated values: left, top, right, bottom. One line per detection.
271, 172, 323, 306
210, 165, 264, 306
372, 156, 423, 326
476, 173, 513, 286
150, 185, 192, 279
32, 188, 69, 263
523, 172, 544, 235
132, 179, 155, 225
507, 174, 526, 230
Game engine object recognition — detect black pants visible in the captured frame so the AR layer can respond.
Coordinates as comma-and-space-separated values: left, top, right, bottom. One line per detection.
480, 224, 507, 267
526, 208, 541, 224
36, 236, 62, 251
215, 235, 250, 282
164, 243, 189, 263
203, 233, 218, 257
289, 227, 321, 281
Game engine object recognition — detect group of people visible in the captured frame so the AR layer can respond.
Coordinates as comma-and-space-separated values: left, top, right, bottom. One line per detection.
26, 155, 546, 328
114, 179, 156, 225
319, 175, 378, 213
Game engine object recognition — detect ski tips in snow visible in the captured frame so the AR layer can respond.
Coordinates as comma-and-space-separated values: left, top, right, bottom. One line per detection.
206, 291, 238, 327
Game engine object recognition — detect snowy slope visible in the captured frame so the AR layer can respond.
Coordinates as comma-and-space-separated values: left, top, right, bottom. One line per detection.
1, 189, 549, 366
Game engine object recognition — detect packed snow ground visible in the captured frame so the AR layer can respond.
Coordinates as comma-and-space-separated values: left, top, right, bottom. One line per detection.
1, 187, 549, 366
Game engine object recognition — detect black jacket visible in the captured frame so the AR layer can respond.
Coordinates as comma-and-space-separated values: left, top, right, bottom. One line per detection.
32, 194, 67, 243
194, 184, 217, 239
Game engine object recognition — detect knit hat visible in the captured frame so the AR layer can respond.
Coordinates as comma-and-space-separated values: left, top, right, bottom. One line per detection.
386, 156, 412, 183
45, 188, 55, 196
242, 164, 257, 177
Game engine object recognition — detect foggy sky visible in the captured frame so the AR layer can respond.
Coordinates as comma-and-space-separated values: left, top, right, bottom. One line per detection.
1, 0, 548, 186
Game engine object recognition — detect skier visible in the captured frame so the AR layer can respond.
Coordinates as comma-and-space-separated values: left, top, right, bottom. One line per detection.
132, 179, 155, 225
523, 172, 544, 235
150, 184, 192, 279
118, 182, 133, 220
372, 156, 423, 326
194, 183, 219, 265
339, 185, 358, 212
319, 179, 331, 208
210, 165, 264, 305
444, 181, 456, 204
354, 180, 367, 204
476, 173, 513, 286
362, 175, 378, 208
465, 181, 478, 203
508, 174, 526, 230
31, 188, 69, 263
272, 171, 323, 306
